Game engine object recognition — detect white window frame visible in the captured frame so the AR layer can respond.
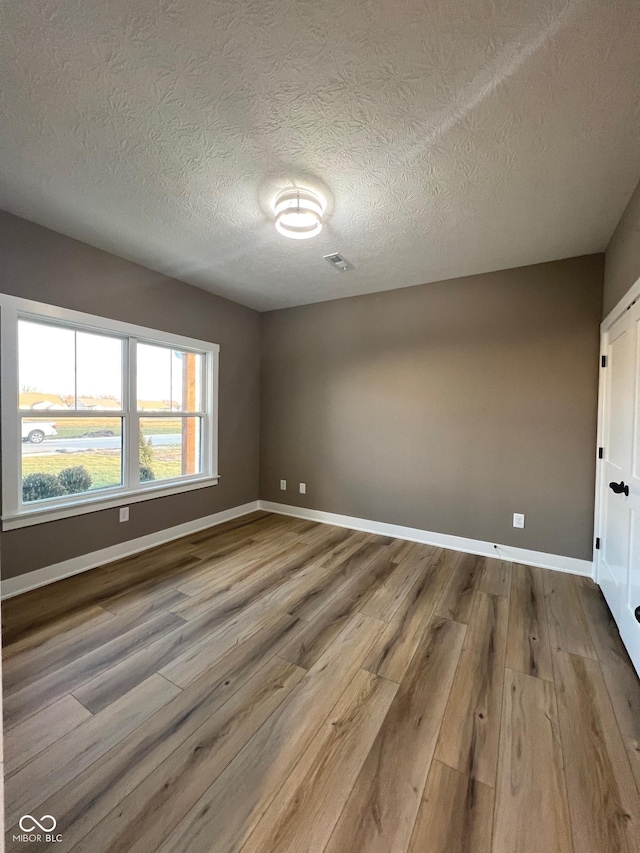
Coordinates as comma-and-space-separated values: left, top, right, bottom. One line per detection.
0, 294, 219, 530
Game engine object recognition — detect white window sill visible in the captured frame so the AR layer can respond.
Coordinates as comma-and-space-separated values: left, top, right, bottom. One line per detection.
1, 475, 220, 530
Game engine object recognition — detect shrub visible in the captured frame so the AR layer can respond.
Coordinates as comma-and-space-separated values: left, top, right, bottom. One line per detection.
140, 465, 155, 482
140, 429, 154, 468
22, 472, 65, 502
58, 465, 92, 494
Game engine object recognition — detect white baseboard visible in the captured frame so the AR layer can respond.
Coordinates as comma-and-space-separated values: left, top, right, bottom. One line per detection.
259, 501, 594, 577
1, 497, 594, 600
0, 500, 260, 600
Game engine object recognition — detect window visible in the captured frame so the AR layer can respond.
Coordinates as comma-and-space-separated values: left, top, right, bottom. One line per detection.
1, 296, 219, 528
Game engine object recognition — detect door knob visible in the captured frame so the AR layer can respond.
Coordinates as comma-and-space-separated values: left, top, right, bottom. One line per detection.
609, 481, 630, 496
635, 606, 640, 624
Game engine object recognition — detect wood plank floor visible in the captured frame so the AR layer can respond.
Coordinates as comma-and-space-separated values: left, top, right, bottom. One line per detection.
3, 512, 640, 853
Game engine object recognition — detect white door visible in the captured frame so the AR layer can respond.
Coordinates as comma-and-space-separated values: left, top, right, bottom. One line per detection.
598, 297, 640, 676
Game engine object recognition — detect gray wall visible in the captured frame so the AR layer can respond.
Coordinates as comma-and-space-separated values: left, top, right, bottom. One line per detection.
260, 255, 603, 561
0, 211, 261, 579
0, 211, 605, 577
604, 177, 640, 317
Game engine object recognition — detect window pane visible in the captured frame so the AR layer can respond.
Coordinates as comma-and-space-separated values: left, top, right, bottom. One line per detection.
19, 321, 75, 409
19, 320, 123, 412
21, 418, 123, 503
137, 343, 203, 412
76, 331, 123, 409
139, 417, 202, 482
137, 344, 171, 410
171, 351, 204, 412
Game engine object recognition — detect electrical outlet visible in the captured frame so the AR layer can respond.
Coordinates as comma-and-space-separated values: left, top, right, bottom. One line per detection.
280, 479, 287, 491
119, 506, 130, 523
299, 483, 306, 495
513, 512, 525, 529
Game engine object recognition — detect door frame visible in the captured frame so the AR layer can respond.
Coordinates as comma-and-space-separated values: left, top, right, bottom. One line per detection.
593, 274, 640, 586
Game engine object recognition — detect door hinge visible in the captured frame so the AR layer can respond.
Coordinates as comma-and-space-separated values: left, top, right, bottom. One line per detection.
598, 447, 604, 459
601, 355, 607, 368
595, 537, 601, 550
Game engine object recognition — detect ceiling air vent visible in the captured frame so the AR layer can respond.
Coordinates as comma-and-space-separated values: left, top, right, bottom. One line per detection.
323, 253, 352, 272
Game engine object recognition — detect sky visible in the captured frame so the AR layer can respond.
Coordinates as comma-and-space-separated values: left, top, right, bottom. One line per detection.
18, 321, 193, 406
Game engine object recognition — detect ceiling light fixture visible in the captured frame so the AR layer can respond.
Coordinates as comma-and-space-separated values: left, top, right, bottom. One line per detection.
274, 188, 325, 240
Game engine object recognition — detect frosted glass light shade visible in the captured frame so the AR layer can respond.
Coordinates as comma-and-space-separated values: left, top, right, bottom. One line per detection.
274, 189, 325, 239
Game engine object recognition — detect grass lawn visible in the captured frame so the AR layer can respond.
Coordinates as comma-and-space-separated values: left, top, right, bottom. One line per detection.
138, 420, 184, 436
22, 448, 184, 491
22, 418, 183, 439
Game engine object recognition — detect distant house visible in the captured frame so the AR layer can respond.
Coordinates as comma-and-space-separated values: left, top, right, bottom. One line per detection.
20, 392, 121, 411
30, 400, 68, 410
77, 398, 122, 411
138, 400, 179, 411
19, 392, 66, 409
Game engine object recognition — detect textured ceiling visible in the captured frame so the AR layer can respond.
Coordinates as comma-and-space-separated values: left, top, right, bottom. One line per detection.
1, 0, 639, 311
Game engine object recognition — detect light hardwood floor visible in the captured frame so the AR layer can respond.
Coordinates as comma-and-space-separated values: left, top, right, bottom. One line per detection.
2, 512, 640, 852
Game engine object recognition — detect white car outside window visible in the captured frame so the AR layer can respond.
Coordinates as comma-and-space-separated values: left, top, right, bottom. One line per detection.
21, 422, 57, 443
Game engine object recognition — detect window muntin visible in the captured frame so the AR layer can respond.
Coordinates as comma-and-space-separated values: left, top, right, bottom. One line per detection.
2, 299, 218, 525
